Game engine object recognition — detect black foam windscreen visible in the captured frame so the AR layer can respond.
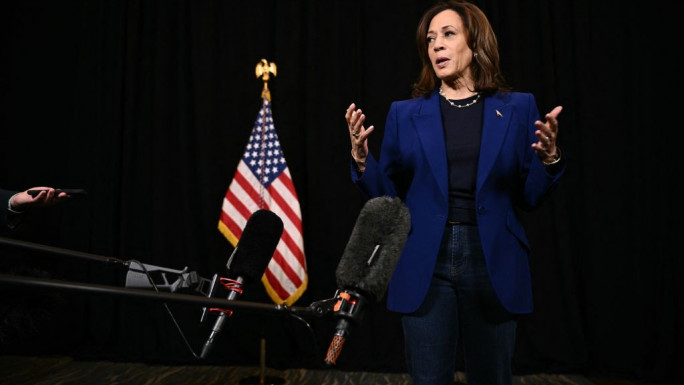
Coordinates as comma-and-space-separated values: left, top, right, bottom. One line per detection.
228, 209, 284, 282
335, 196, 411, 301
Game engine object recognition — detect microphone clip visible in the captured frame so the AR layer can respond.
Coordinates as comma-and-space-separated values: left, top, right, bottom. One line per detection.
200, 275, 245, 323
306, 297, 338, 317
323, 288, 368, 366
332, 288, 367, 323
305, 288, 368, 319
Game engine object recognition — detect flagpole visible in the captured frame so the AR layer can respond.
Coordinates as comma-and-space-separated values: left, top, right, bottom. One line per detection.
219, 57, 307, 307
254, 58, 276, 208
238, 59, 285, 385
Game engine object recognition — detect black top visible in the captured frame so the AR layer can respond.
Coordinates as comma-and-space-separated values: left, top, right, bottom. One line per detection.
439, 94, 484, 224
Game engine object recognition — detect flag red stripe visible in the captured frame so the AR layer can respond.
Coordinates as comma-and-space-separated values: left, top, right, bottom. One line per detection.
264, 266, 290, 301
223, 186, 252, 224
278, 171, 299, 205
278, 226, 305, 273
272, 244, 303, 287
268, 179, 301, 230
219, 210, 242, 240
233, 169, 263, 207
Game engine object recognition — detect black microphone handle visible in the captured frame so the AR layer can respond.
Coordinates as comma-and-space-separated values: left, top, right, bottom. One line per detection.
200, 276, 244, 359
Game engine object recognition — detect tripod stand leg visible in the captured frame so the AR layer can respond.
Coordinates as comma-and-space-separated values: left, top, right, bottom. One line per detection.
238, 338, 285, 385
260, 338, 266, 384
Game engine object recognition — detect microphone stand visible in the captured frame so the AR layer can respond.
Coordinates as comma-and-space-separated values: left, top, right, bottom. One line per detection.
0, 236, 212, 295
0, 273, 322, 318
0, 233, 337, 311
0, 236, 349, 373
0, 272, 337, 383
0, 236, 126, 266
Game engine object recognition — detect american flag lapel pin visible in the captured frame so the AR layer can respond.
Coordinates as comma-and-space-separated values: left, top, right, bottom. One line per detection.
496, 110, 503, 117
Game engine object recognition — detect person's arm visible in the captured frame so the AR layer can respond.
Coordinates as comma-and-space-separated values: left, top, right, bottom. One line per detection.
1, 187, 70, 229
9, 188, 69, 211
531, 105, 563, 170
1, 189, 18, 229
345, 103, 375, 174
521, 97, 566, 209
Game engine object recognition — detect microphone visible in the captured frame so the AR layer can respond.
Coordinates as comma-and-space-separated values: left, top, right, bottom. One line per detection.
200, 209, 283, 359
324, 196, 410, 366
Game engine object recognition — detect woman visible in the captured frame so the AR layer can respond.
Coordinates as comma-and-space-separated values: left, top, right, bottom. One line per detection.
344, 1, 565, 384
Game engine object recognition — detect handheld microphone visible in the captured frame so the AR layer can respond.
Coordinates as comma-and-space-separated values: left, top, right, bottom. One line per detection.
199, 209, 283, 359
324, 196, 410, 366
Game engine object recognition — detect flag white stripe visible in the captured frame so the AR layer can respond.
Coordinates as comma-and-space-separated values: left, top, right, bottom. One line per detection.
266, 258, 297, 293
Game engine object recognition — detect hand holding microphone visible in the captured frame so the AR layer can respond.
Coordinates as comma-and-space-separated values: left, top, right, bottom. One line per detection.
324, 196, 410, 366
199, 209, 283, 359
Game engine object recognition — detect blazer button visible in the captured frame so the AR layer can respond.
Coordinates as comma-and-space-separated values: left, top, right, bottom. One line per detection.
477, 206, 485, 214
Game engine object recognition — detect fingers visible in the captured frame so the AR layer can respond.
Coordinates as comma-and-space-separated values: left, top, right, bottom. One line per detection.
346, 103, 361, 128
346, 102, 371, 141
532, 125, 556, 149
539, 106, 562, 130
32, 190, 48, 200
531, 139, 556, 158
44, 188, 58, 200
348, 104, 364, 132
358, 125, 374, 140
351, 111, 365, 134
547, 105, 563, 120
12, 187, 70, 211
533, 128, 555, 145
530, 106, 563, 159
26, 187, 65, 204
534, 105, 562, 138
24, 187, 50, 200
345, 103, 356, 123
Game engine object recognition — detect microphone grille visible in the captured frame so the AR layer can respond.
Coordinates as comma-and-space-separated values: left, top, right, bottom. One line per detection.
229, 209, 284, 282
336, 196, 410, 301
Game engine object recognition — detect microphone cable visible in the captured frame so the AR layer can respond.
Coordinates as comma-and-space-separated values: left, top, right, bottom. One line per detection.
281, 305, 320, 365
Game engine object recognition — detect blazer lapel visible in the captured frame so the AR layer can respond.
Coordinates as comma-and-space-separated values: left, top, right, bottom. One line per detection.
477, 95, 511, 192
412, 91, 449, 203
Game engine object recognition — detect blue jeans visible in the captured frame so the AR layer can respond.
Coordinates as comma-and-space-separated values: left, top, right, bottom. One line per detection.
402, 224, 517, 385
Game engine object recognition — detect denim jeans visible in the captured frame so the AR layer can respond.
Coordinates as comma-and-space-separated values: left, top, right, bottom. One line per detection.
402, 224, 517, 385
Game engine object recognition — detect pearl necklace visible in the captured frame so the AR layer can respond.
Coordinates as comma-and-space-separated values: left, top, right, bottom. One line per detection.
439, 87, 481, 108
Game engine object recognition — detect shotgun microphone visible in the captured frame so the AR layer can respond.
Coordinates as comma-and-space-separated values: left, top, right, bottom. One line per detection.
199, 209, 283, 359
324, 196, 410, 366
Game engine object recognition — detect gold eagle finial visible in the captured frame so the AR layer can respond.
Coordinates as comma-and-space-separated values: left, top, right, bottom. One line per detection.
255, 59, 277, 101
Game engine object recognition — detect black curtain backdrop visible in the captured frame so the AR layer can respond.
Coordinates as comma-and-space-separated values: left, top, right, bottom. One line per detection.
1, 0, 681, 382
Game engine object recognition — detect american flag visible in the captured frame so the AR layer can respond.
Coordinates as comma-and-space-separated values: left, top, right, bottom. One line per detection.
218, 97, 307, 306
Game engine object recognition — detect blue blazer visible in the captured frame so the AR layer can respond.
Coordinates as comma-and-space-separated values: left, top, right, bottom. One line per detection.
352, 90, 565, 314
